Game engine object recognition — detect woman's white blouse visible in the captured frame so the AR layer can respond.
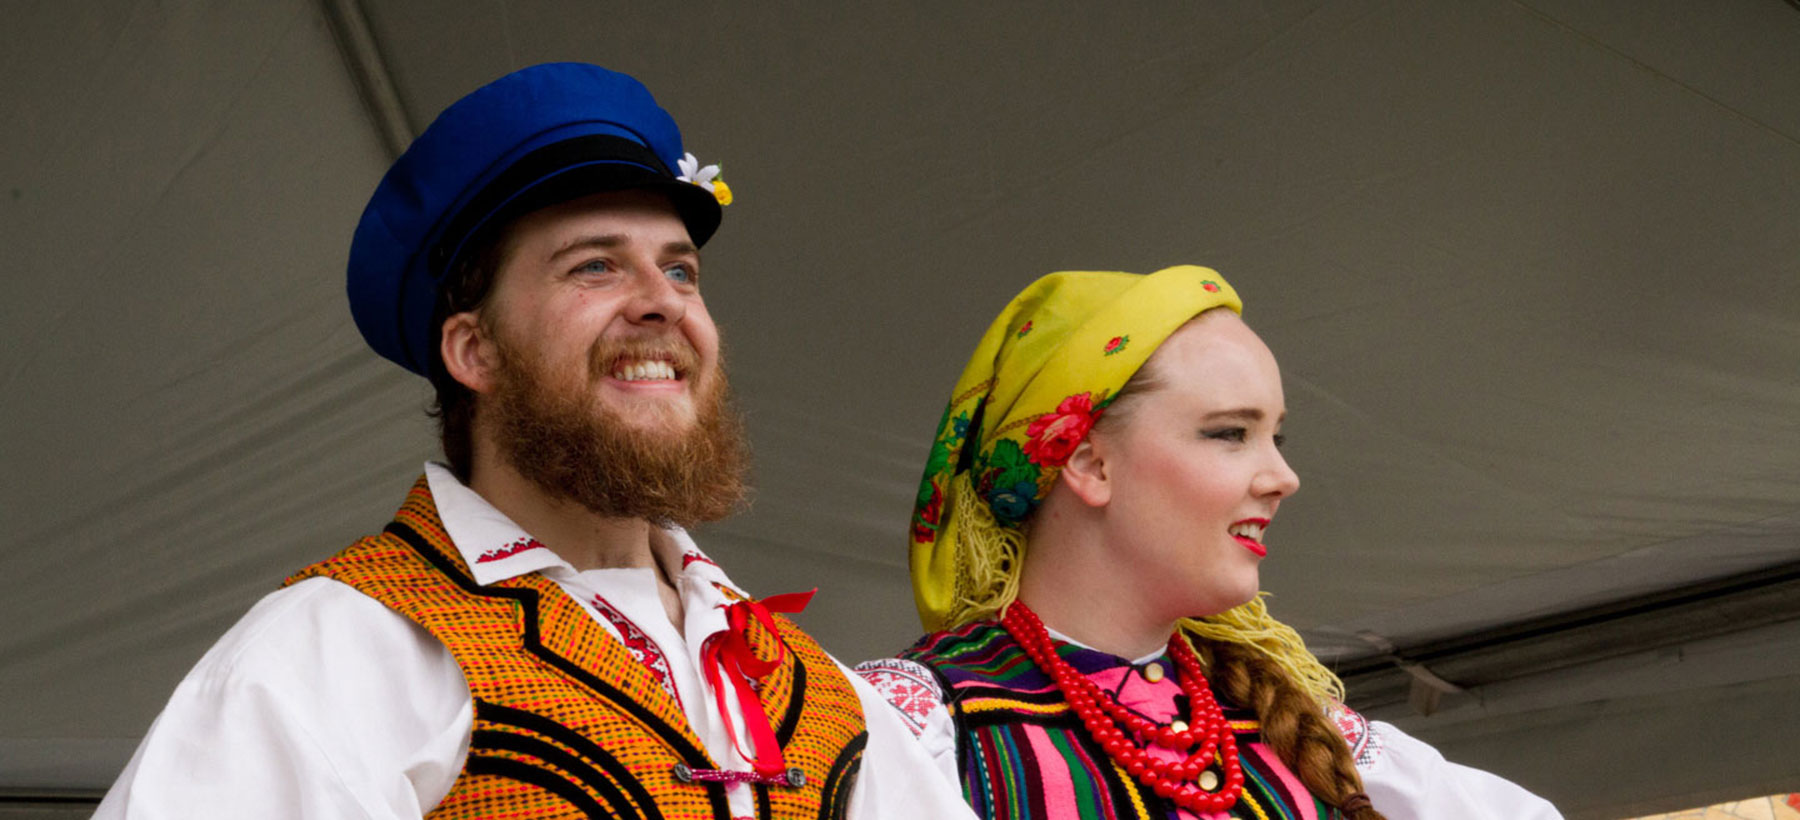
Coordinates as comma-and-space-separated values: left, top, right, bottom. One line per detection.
855, 653, 1564, 820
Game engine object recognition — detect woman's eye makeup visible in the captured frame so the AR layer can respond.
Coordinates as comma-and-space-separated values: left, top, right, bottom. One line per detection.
1200, 427, 1285, 447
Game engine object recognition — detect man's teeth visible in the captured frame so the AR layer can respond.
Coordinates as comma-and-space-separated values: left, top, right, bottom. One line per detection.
1229, 521, 1267, 541
613, 360, 678, 381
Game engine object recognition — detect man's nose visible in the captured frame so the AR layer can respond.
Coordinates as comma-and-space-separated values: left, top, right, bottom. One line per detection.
623, 266, 686, 325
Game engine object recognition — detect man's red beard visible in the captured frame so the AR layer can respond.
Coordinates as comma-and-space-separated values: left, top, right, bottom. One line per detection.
485, 335, 750, 529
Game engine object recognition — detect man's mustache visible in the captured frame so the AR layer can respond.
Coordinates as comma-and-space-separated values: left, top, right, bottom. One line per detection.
587, 337, 701, 380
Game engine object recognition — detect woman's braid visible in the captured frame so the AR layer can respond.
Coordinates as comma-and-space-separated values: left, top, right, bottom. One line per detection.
1200, 637, 1386, 820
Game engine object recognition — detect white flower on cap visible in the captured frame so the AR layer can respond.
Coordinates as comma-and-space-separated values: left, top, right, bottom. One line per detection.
676, 152, 732, 205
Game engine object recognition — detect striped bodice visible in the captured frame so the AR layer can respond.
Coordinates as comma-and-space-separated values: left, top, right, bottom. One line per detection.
902, 622, 1336, 820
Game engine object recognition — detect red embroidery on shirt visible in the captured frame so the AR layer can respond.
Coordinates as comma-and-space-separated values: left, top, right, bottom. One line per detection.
681, 551, 720, 570
1330, 703, 1383, 766
475, 537, 546, 564
855, 659, 943, 737
591, 595, 682, 707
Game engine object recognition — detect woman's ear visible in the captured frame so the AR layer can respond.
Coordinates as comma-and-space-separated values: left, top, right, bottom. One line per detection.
440, 311, 496, 394
1057, 435, 1112, 508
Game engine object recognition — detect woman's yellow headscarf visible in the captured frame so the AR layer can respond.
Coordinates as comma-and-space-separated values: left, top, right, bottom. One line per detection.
909, 265, 1343, 705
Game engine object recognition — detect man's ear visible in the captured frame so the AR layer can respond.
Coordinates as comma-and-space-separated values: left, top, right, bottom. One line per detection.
1056, 435, 1112, 509
439, 311, 497, 394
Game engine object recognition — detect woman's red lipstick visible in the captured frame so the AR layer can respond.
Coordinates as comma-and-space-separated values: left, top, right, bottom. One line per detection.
1230, 518, 1270, 557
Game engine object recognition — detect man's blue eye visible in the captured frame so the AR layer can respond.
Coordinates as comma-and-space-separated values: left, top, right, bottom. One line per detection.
576, 259, 610, 273
666, 264, 696, 284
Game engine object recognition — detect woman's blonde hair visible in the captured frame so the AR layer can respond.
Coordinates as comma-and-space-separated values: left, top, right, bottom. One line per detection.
939, 340, 1385, 819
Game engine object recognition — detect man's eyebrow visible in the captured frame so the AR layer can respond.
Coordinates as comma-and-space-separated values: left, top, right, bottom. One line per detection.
548, 234, 626, 261
546, 235, 701, 262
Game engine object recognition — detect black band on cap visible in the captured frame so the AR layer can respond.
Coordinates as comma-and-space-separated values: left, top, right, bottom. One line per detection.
429, 134, 676, 278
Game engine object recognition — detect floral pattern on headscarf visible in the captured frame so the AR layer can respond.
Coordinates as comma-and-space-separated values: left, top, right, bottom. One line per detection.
909, 266, 1245, 631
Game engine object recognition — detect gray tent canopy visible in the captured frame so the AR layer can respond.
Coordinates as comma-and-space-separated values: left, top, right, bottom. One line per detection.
4, 2, 1798, 818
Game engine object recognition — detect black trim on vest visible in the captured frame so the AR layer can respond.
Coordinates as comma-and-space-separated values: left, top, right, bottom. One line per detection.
775, 653, 807, 746
466, 754, 612, 817
815, 731, 867, 820
738, 631, 811, 820
476, 700, 669, 820
754, 784, 771, 820
473, 729, 646, 819
386, 521, 731, 818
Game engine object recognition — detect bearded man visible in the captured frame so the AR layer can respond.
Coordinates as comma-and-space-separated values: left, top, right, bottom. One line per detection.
96, 63, 972, 820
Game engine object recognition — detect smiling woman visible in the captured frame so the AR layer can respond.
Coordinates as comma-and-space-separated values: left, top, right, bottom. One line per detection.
1019, 308, 1301, 646
856, 265, 1564, 820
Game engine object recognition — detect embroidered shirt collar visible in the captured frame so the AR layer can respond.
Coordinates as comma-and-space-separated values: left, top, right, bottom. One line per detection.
422, 462, 738, 594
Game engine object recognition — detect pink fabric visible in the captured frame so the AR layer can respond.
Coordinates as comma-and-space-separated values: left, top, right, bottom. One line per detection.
1096, 664, 1327, 820
1109, 667, 1182, 721
1023, 723, 1080, 817
1250, 741, 1319, 820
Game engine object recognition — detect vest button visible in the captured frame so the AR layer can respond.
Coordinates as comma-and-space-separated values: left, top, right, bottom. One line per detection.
1142, 663, 1166, 683
785, 767, 807, 787
672, 763, 694, 783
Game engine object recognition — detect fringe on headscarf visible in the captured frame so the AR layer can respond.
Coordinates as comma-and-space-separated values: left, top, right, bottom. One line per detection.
942, 471, 1027, 628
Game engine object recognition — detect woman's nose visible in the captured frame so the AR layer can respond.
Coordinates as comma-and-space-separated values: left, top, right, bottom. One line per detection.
1256, 448, 1300, 499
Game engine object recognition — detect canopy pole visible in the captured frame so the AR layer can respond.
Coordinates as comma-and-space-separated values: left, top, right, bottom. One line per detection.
319, 0, 414, 160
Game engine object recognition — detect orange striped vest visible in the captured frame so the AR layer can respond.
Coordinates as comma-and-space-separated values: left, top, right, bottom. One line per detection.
288, 477, 867, 819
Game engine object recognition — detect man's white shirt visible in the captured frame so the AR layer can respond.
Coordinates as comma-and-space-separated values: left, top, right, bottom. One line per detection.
96, 463, 975, 820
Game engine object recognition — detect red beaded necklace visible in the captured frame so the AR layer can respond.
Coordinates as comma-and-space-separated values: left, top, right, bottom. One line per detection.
1000, 602, 1244, 812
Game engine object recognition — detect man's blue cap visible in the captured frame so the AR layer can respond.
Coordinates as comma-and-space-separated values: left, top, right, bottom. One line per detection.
347, 62, 724, 376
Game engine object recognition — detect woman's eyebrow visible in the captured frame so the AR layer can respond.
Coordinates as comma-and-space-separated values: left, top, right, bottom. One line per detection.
1201, 408, 1288, 424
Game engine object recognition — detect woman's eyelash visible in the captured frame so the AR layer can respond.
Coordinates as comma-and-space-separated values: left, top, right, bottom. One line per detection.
1201, 427, 1285, 447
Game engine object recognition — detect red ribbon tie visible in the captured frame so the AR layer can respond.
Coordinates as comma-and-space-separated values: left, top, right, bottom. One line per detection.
700, 589, 816, 781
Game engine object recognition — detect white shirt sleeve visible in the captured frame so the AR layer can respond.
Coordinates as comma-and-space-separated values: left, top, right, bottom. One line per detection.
93, 578, 472, 820
853, 658, 960, 790
914, 697, 959, 788
839, 661, 977, 820
1357, 719, 1564, 820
